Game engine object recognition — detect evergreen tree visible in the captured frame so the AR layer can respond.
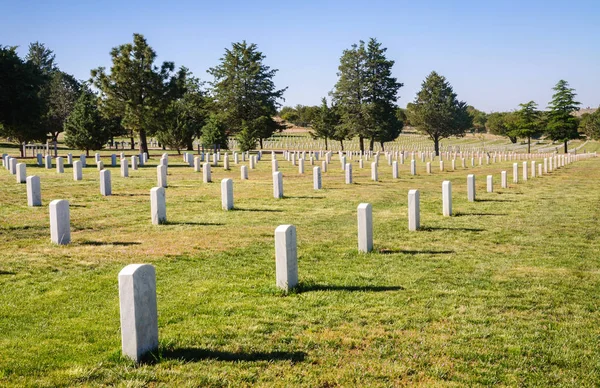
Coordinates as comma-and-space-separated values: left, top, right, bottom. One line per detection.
406, 71, 472, 155
486, 112, 518, 143
201, 114, 229, 149
207, 41, 286, 149
64, 88, 109, 156
91, 33, 176, 154
467, 106, 488, 133
25, 42, 56, 75
0, 46, 47, 156
508, 101, 543, 153
546, 80, 581, 153
311, 97, 340, 150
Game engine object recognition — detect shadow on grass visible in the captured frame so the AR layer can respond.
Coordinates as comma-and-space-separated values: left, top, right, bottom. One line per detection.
454, 212, 507, 217
0, 270, 16, 275
157, 348, 306, 363
233, 208, 283, 213
112, 193, 148, 197
379, 249, 455, 255
69, 204, 88, 208
284, 196, 326, 199
164, 221, 224, 226
297, 283, 404, 293
421, 226, 485, 232
475, 198, 515, 202
79, 241, 141, 246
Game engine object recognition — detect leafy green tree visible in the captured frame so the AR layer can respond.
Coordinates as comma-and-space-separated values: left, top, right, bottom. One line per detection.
237, 121, 258, 152
332, 38, 403, 151
311, 98, 340, 150
91, 33, 176, 154
207, 41, 286, 149
64, 87, 110, 156
201, 114, 229, 149
467, 106, 487, 133
507, 101, 543, 153
406, 71, 472, 155
396, 108, 408, 126
486, 112, 517, 143
546, 80, 581, 153
579, 109, 600, 140
0, 46, 47, 156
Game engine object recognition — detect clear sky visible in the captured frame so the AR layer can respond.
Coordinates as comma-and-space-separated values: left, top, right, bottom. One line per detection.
2, 0, 598, 112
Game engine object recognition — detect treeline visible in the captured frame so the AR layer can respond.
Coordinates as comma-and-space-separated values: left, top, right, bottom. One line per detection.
2, 34, 598, 156
0, 35, 285, 155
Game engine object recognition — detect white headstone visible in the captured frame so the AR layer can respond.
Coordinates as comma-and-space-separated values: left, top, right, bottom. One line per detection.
157, 165, 167, 188
322, 160, 328, 173
408, 189, 420, 231
221, 178, 234, 210
392, 161, 399, 179
410, 159, 416, 175
241, 165, 248, 180
298, 158, 304, 174
513, 163, 518, 183
487, 175, 493, 193
80, 154, 87, 168
274, 225, 298, 292
121, 159, 129, 177
467, 174, 476, 202
16, 163, 26, 183
522, 161, 528, 181
272, 159, 278, 173
313, 166, 322, 190
56, 157, 64, 173
202, 163, 211, 183
501, 171, 508, 188
150, 187, 166, 225
100, 169, 112, 196
345, 163, 352, 184
371, 162, 378, 181
118, 264, 158, 363
26, 175, 41, 206
131, 155, 138, 170
73, 160, 82, 181
49, 199, 70, 245
357, 203, 373, 252
442, 181, 452, 217
273, 171, 283, 198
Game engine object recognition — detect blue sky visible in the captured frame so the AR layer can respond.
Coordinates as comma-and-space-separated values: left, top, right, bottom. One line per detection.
2, 0, 598, 112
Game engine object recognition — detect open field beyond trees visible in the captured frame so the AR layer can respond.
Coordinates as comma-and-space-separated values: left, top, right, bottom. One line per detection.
1, 140, 600, 387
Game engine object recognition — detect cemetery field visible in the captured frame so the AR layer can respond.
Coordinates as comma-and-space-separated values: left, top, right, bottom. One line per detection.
1, 145, 600, 386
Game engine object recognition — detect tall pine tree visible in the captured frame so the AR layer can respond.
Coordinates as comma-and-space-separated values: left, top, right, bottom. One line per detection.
64, 87, 110, 156
546, 80, 580, 153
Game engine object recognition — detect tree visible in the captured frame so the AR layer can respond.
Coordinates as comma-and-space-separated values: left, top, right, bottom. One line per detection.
546, 80, 581, 153
45, 71, 81, 141
486, 112, 517, 143
25, 42, 56, 74
508, 101, 543, 153
201, 114, 229, 149
311, 98, 340, 150
406, 71, 472, 155
467, 106, 487, 133
0, 46, 47, 156
207, 41, 286, 149
91, 33, 176, 154
579, 109, 600, 140
331, 38, 403, 152
64, 87, 110, 156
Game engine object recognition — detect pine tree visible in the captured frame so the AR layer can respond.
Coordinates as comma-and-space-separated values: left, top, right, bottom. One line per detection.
207, 41, 286, 149
311, 98, 340, 150
508, 101, 543, 153
546, 80, 581, 153
406, 71, 472, 155
201, 114, 229, 149
91, 33, 176, 154
64, 88, 109, 156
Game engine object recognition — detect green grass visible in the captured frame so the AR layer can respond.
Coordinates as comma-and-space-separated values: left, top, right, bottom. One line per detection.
1, 142, 600, 386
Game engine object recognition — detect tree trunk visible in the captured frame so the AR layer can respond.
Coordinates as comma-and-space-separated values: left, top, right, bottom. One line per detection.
527, 136, 531, 154
564, 140, 568, 154
259, 138, 263, 149
139, 128, 149, 154
19, 142, 24, 158
340, 140, 344, 151
434, 137, 440, 156
324, 137, 328, 151
359, 136, 364, 154
380, 141, 385, 151
509, 136, 517, 144
369, 138, 374, 151
86, 149, 90, 157
130, 133, 135, 150
186, 139, 194, 151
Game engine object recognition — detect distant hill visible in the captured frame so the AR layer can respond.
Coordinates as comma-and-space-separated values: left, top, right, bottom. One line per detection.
574, 107, 598, 117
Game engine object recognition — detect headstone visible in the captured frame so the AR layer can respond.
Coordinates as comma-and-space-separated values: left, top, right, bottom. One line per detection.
95, 153, 101, 163
9, 157, 16, 174
538, 163, 542, 177
426, 162, 431, 174
392, 161, 399, 179
118, 264, 158, 363
371, 162, 378, 181
513, 163, 518, 183
357, 203, 373, 252
16, 163, 26, 183
80, 154, 87, 168
410, 159, 416, 175
522, 161, 528, 181
322, 160, 327, 173
150, 187, 166, 225
45, 155, 52, 169
121, 159, 129, 177
221, 178, 234, 210
36, 153, 43, 166
224, 154, 230, 170
531, 161, 536, 178
272, 159, 278, 173
487, 175, 493, 193
408, 189, 420, 231
273, 171, 283, 198
203, 163, 211, 183
241, 165, 248, 180
131, 156, 138, 170
49, 199, 70, 245
111, 154, 117, 167
26, 175, 41, 206
67, 153, 73, 165
345, 163, 352, 184
100, 169, 112, 196
442, 181, 452, 216
298, 158, 304, 174
97, 161, 104, 171
313, 166, 322, 190
274, 225, 298, 292
157, 165, 167, 188
73, 160, 82, 181
440, 160, 444, 172
467, 174, 475, 202
501, 171, 508, 188
359, 159, 364, 169
56, 157, 64, 173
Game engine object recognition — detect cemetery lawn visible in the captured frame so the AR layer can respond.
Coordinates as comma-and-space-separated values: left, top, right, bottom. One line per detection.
1, 144, 600, 386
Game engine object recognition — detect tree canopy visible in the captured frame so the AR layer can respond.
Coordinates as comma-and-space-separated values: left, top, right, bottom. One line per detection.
546, 80, 581, 153
64, 86, 110, 155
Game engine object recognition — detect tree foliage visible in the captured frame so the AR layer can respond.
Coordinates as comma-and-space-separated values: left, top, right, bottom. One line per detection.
279, 105, 319, 127
0, 46, 47, 155
310, 97, 342, 150
64, 87, 110, 155
91, 33, 176, 154
406, 71, 472, 155
546, 80, 581, 153
207, 41, 286, 149
507, 101, 543, 153
201, 114, 229, 149
486, 112, 517, 143
467, 106, 487, 133
579, 109, 600, 140
331, 38, 403, 151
